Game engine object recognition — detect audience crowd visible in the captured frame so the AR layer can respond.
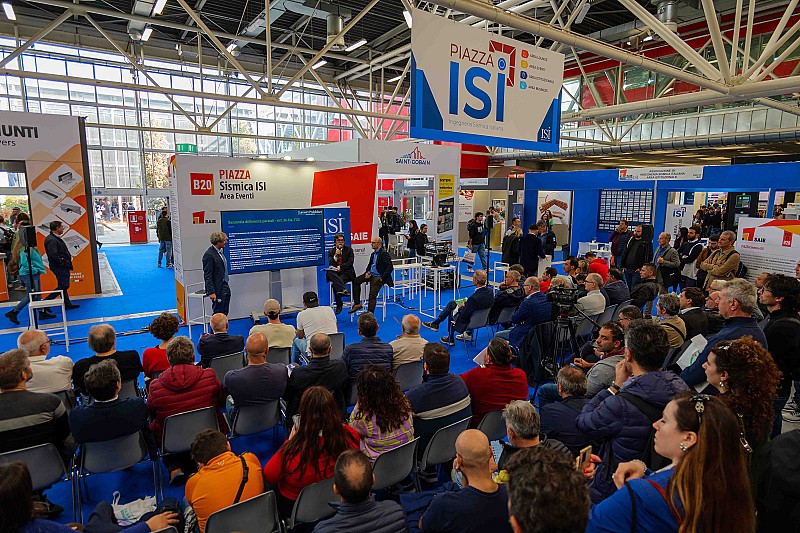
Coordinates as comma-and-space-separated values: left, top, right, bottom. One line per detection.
1, 216, 799, 533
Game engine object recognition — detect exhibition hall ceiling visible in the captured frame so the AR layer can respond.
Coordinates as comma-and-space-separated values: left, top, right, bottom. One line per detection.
3, 0, 799, 165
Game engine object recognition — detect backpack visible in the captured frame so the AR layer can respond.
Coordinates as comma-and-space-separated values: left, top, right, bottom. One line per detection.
735, 256, 748, 278
618, 392, 670, 471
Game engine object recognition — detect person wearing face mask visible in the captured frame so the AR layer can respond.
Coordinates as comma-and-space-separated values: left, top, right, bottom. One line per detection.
326, 234, 356, 315
587, 393, 755, 533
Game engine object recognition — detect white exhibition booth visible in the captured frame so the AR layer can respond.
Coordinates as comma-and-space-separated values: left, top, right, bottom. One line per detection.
167, 155, 379, 321
283, 139, 461, 247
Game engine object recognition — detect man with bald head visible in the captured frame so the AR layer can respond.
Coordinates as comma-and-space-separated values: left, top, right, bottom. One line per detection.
198, 313, 244, 368
17, 329, 73, 393
222, 332, 287, 423
420, 429, 511, 532
390, 314, 428, 370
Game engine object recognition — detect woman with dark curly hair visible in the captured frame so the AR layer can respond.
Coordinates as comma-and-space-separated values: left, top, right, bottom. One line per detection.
142, 312, 181, 379
263, 386, 360, 517
588, 392, 754, 533
703, 336, 780, 492
349, 365, 414, 461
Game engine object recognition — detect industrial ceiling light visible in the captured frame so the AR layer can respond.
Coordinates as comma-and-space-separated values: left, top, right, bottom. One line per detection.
226, 42, 237, 53
141, 27, 153, 42
2, 3, 16, 21
388, 74, 403, 83
282, 155, 292, 160
345, 39, 367, 52
311, 60, 327, 70
306, 157, 316, 162
403, 10, 412, 29
575, 2, 591, 24
153, 0, 167, 16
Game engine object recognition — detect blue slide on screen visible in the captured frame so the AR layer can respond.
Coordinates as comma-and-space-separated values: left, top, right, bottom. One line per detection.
221, 209, 325, 273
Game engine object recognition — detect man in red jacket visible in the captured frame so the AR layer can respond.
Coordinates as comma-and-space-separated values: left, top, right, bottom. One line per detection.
147, 336, 227, 485
584, 251, 609, 283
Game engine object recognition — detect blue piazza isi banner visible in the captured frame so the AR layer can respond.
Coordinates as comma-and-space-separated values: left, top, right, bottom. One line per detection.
410, 8, 563, 152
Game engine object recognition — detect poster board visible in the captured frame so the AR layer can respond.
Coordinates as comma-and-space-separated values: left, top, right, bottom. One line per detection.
736, 217, 800, 282
0, 111, 100, 299
598, 189, 653, 232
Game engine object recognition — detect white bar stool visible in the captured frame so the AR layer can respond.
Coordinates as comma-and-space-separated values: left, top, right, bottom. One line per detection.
185, 282, 210, 337
28, 290, 69, 353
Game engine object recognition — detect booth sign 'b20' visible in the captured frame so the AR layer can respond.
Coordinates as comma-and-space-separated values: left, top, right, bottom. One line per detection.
190, 172, 214, 195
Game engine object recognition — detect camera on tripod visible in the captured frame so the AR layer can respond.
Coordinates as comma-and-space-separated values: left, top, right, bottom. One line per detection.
546, 286, 580, 315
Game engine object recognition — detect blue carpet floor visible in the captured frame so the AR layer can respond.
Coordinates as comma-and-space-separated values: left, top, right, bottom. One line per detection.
2, 244, 546, 523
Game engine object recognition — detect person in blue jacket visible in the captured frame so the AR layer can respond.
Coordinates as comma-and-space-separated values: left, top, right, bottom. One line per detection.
5, 225, 53, 325
680, 279, 766, 393
587, 392, 755, 533
576, 319, 689, 503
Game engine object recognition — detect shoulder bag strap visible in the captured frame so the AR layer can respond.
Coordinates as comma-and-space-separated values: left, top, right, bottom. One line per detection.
233, 455, 250, 505
626, 481, 637, 533
645, 479, 683, 526
661, 322, 686, 342
618, 392, 663, 423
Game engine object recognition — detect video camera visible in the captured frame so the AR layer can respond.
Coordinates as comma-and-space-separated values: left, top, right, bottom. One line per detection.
546, 286, 580, 315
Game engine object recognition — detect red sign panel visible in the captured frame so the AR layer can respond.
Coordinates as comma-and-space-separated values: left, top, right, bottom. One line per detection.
128, 210, 149, 244
190, 172, 214, 195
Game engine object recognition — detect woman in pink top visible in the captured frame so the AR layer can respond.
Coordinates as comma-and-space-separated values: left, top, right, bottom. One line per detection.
142, 312, 179, 379
349, 366, 414, 461
461, 338, 529, 427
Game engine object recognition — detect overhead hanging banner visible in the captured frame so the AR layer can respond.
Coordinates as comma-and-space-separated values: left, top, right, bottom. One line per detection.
410, 8, 563, 152
619, 166, 704, 181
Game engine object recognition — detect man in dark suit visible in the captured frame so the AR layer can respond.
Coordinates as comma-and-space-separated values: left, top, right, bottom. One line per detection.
69, 359, 156, 457
519, 224, 546, 278
349, 236, 394, 314
43, 220, 78, 310
202, 231, 230, 316
326, 234, 356, 315
197, 313, 245, 367
678, 287, 709, 340
422, 270, 494, 346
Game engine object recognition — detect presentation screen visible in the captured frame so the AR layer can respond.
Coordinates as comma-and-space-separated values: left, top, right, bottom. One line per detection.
221, 209, 326, 273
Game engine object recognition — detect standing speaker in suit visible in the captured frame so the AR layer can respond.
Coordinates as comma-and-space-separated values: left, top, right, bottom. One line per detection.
202, 231, 231, 315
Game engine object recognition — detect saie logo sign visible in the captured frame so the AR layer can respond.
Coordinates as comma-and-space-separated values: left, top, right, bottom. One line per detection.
190, 173, 214, 195
395, 146, 431, 166
192, 211, 216, 224
448, 40, 516, 122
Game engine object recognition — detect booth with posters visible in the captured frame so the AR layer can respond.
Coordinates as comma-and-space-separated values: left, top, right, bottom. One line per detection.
522, 161, 800, 265
281, 139, 461, 250
167, 154, 379, 322
0, 110, 100, 304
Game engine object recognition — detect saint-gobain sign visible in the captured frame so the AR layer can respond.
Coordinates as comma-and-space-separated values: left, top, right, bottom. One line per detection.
410, 8, 563, 152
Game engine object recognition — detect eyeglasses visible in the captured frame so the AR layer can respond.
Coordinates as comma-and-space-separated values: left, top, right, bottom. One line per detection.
40, 339, 52, 346
689, 394, 711, 425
